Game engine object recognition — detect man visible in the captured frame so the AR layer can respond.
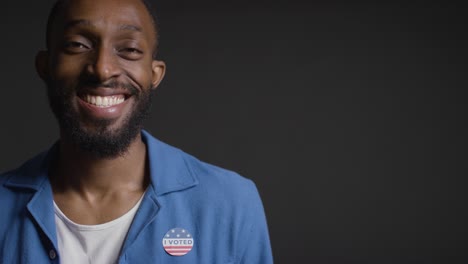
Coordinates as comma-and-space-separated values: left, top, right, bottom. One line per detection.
0, 0, 273, 263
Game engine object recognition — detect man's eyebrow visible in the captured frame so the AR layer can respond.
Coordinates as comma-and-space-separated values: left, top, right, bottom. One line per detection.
119, 24, 142, 33
63, 19, 142, 33
64, 19, 93, 30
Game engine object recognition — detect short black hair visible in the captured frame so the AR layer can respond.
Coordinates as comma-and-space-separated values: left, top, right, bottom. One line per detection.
45, 0, 161, 58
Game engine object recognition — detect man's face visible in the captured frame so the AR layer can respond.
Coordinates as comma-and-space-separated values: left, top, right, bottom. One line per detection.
40, 0, 165, 158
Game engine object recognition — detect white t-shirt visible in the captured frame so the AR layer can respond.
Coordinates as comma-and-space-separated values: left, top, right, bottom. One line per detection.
54, 195, 144, 264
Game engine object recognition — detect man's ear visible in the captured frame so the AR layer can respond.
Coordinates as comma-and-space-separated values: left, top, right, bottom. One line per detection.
151, 60, 166, 90
35, 50, 50, 82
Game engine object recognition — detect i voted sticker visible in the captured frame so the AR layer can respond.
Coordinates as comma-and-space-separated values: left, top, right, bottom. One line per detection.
162, 228, 194, 256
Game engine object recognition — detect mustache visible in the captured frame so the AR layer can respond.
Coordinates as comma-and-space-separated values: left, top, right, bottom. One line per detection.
78, 79, 139, 95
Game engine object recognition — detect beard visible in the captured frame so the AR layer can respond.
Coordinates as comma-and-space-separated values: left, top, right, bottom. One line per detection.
46, 78, 153, 159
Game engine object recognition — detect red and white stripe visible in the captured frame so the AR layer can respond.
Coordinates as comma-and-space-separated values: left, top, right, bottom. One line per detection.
164, 246, 193, 256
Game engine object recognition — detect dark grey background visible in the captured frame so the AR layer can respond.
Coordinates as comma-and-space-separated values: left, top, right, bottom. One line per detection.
1, 1, 466, 263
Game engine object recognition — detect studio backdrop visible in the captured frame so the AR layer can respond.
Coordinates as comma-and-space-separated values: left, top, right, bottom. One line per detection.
1, 1, 466, 263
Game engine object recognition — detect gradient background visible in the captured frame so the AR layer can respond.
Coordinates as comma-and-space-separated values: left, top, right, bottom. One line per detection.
1, 1, 466, 263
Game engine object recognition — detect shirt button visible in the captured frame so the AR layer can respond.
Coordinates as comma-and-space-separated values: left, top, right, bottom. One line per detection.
49, 249, 57, 260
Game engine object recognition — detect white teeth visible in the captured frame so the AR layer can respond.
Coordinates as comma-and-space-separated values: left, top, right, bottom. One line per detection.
83, 95, 125, 107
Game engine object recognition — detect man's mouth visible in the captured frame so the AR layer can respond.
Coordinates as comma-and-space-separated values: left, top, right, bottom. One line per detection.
75, 87, 135, 120
80, 94, 127, 108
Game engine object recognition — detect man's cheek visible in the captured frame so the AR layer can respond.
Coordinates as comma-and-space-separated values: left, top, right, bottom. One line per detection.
54, 55, 86, 74
123, 66, 152, 91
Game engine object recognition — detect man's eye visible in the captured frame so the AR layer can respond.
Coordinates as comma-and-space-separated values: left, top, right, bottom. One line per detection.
122, 48, 142, 54
64, 42, 89, 52
119, 47, 143, 60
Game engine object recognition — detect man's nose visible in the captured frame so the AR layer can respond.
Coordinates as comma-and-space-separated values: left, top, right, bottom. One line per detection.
86, 46, 122, 82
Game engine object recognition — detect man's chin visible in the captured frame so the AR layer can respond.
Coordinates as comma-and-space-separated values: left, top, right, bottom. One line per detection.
48, 85, 153, 159
77, 117, 121, 133
66, 124, 141, 159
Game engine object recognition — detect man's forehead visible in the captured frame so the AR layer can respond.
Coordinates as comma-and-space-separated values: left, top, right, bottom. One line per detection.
46, 0, 160, 55
57, 0, 154, 32
63, 19, 144, 35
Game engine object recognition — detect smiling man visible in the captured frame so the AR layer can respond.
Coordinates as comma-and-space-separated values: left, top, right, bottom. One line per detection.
0, 0, 273, 263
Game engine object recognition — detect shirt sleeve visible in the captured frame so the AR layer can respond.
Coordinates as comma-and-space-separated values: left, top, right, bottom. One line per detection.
237, 181, 273, 264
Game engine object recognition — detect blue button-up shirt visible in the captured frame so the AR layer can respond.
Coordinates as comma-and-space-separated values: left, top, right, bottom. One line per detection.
0, 131, 273, 263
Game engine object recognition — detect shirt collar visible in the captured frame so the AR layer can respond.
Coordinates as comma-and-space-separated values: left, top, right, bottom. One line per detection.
141, 130, 198, 196
4, 130, 199, 195
3, 145, 55, 191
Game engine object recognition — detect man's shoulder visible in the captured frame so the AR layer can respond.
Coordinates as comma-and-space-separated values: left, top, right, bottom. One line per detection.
143, 131, 259, 202
0, 150, 50, 191
185, 153, 255, 193
153, 139, 265, 224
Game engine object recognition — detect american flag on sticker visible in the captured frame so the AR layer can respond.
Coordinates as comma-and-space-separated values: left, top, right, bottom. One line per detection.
162, 228, 194, 256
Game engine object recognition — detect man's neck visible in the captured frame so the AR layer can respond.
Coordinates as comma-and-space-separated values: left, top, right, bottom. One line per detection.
50, 133, 149, 199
